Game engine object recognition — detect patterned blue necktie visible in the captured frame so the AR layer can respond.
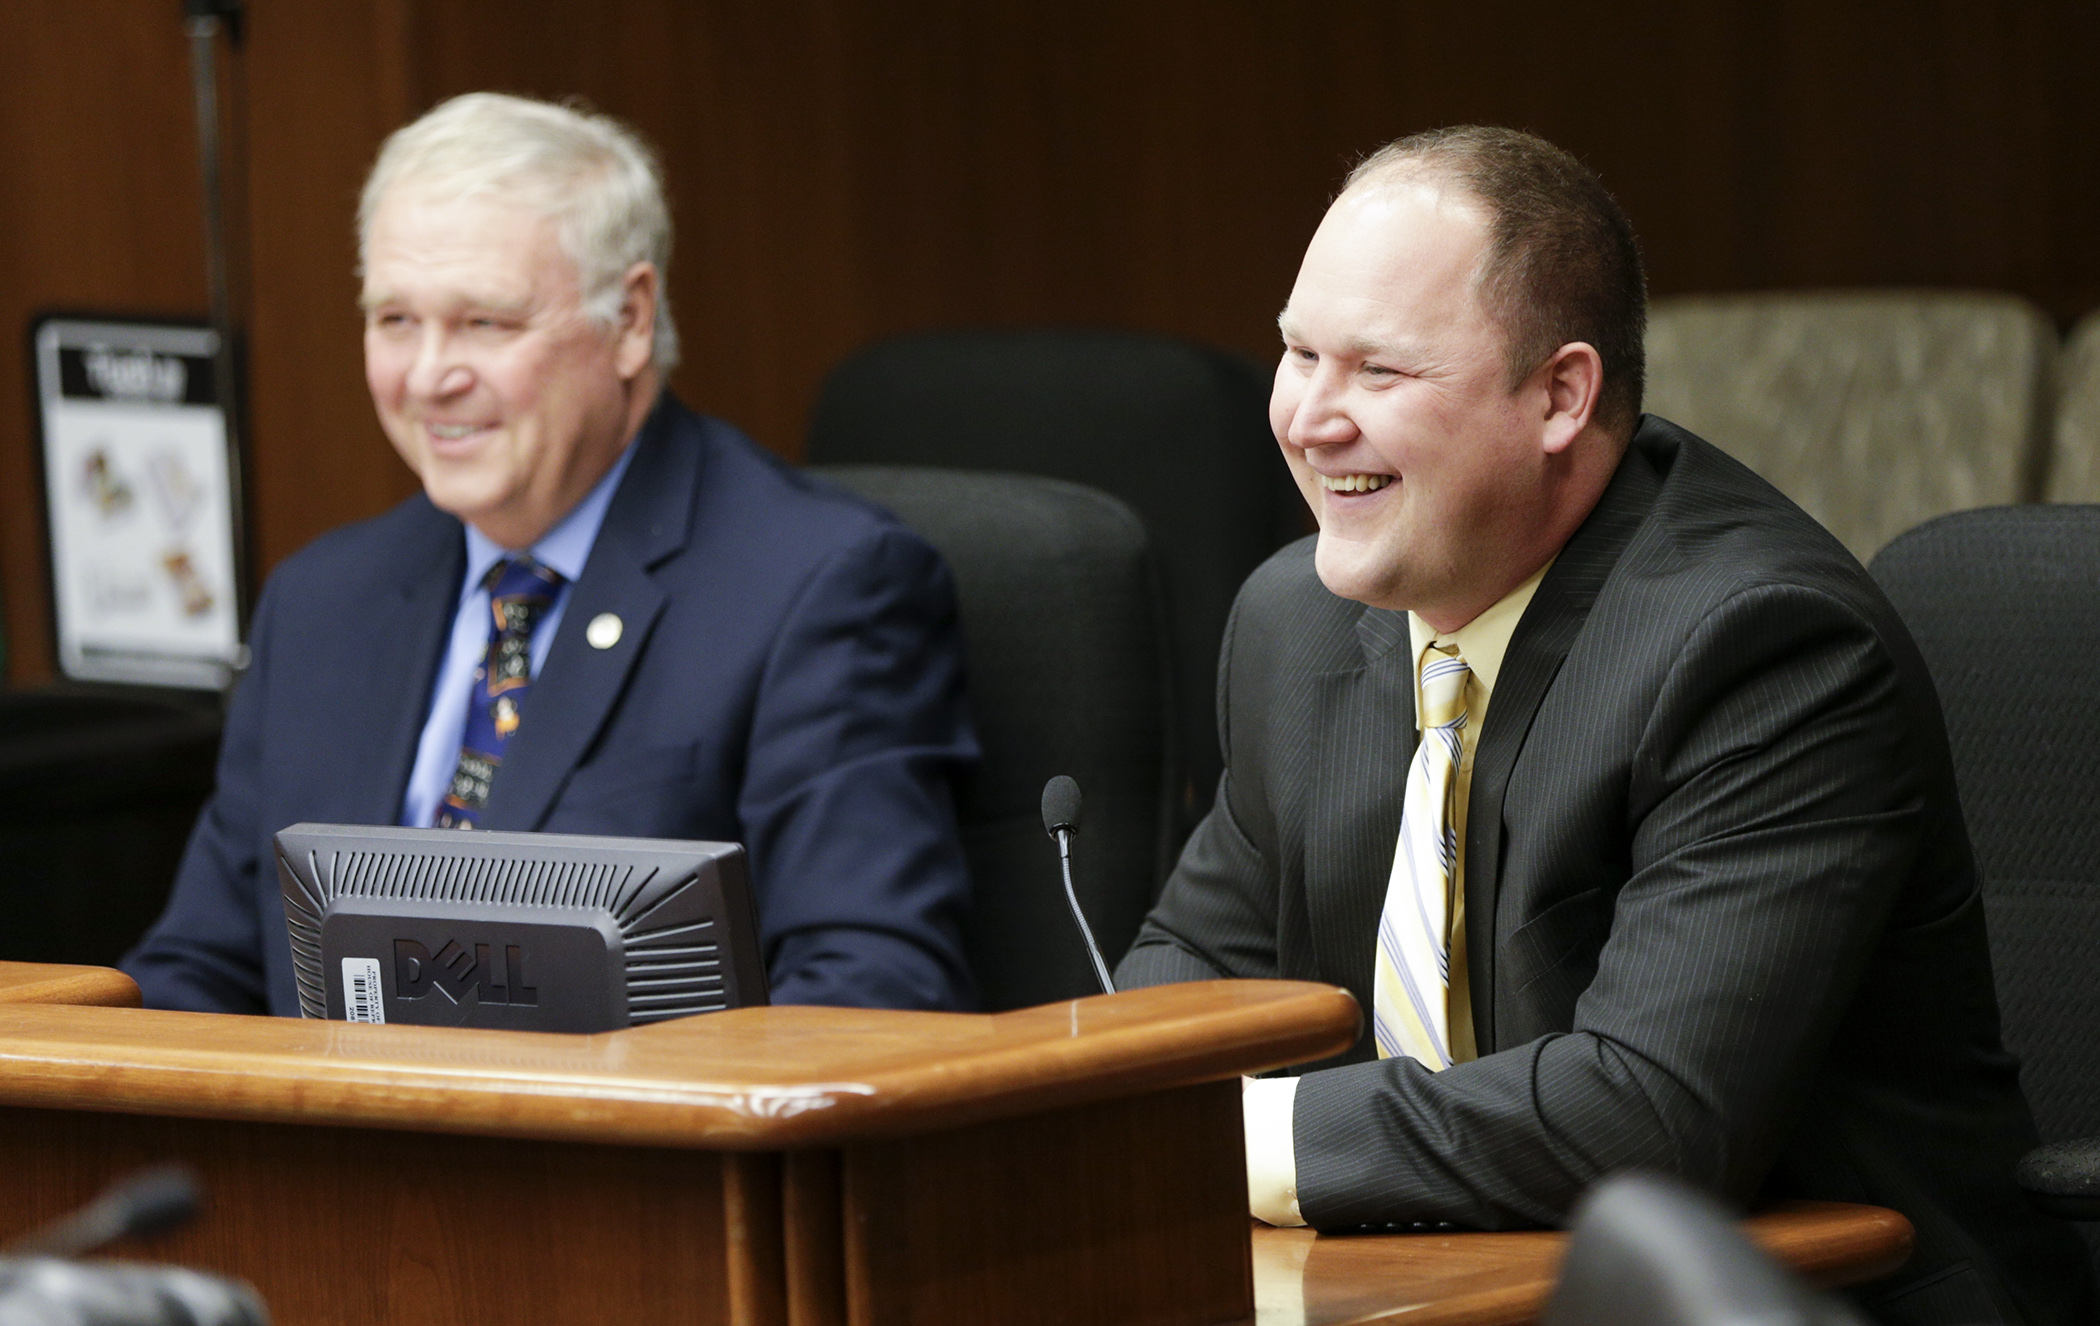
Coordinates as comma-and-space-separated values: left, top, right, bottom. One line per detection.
433, 556, 565, 829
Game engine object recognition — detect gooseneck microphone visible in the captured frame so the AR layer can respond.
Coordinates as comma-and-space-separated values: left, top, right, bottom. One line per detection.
8, 1164, 201, 1257
1041, 775, 1115, 995
0, 1162, 268, 1326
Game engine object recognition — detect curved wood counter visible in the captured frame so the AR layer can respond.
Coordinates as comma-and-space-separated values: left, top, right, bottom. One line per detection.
0, 963, 1907, 1326
0, 972, 1359, 1148
0, 959, 140, 1007
1248, 1200, 1912, 1325
0, 964, 1358, 1326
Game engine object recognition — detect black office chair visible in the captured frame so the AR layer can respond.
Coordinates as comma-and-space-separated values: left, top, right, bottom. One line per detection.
0, 688, 221, 966
807, 328, 1302, 841
812, 465, 1174, 1010
1870, 505, 2100, 1269
1541, 1173, 1867, 1326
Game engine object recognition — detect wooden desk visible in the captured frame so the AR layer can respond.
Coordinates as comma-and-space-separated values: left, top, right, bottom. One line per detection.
1248, 1202, 1913, 1325
0, 964, 1911, 1326
0, 962, 1358, 1326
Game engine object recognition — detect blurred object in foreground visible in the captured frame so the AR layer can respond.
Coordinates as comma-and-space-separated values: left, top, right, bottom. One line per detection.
0, 1258, 267, 1326
1, 1162, 267, 1326
9, 1165, 200, 1259
1541, 1173, 1867, 1326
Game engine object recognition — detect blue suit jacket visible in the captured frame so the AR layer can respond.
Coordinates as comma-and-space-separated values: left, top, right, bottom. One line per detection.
124, 396, 979, 1014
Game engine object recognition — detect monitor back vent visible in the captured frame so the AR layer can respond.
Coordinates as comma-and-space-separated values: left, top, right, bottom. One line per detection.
277, 825, 759, 1028
623, 914, 726, 1020
321, 850, 641, 912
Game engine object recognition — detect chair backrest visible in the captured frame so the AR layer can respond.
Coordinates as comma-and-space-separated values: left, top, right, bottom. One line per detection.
1542, 1173, 1865, 1326
1645, 291, 2055, 562
0, 689, 221, 966
2048, 312, 2100, 502
807, 328, 1302, 838
813, 465, 1173, 1011
1868, 507, 2100, 1149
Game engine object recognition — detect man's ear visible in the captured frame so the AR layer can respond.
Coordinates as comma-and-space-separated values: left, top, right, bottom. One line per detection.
612, 261, 659, 381
1539, 341, 1603, 455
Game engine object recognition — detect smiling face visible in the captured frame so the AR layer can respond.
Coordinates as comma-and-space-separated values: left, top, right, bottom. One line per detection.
361, 187, 658, 549
1272, 176, 1569, 629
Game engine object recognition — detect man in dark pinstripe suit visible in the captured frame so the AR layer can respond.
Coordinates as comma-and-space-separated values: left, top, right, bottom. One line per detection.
1117, 127, 2092, 1324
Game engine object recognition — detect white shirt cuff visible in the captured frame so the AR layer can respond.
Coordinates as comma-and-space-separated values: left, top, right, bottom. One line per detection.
1243, 1075, 1305, 1227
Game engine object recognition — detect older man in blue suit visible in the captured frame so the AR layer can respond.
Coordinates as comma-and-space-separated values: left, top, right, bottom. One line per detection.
124, 93, 977, 1014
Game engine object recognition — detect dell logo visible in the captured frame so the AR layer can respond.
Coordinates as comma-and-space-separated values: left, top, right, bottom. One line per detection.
393, 938, 539, 1007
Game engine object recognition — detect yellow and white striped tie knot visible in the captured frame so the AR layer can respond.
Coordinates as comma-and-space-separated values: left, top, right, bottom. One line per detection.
1418, 646, 1470, 732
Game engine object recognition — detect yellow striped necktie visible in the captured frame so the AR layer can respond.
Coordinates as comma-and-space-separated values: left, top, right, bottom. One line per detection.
1372, 645, 1469, 1069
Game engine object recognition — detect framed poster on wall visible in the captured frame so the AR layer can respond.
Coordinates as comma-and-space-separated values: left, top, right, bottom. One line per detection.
32, 316, 246, 690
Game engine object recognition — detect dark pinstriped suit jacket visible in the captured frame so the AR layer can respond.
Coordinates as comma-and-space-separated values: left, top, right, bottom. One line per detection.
1119, 418, 2094, 1325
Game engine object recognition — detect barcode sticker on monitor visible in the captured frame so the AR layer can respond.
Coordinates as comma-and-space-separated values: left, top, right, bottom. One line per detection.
341, 957, 385, 1024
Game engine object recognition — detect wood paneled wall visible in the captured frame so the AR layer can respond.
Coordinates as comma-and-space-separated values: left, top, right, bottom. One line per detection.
4, 1, 2097, 685
0, 4, 210, 687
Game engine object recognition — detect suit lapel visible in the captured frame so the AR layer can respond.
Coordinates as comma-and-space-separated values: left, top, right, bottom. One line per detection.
482, 402, 696, 831
1463, 427, 1664, 1050
346, 505, 464, 825
1304, 605, 1417, 1010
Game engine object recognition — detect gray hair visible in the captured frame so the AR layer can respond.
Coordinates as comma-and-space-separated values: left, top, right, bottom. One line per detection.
358, 92, 679, 375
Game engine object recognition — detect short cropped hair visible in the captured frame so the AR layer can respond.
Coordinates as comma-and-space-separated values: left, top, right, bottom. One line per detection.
1346, 126, 1645, 432
358, 92, 679, 375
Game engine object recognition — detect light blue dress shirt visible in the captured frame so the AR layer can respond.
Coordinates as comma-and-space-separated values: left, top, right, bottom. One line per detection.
398, 441, 639, 828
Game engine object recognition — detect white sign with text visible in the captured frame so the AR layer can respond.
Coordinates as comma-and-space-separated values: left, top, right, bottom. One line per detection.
35, 318, 244, 688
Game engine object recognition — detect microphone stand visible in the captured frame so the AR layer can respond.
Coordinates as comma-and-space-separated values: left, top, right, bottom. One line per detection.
1055, 826, 1116, 996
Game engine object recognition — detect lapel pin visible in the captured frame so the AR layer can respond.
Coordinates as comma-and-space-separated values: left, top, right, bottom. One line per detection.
586, 612, 623, 650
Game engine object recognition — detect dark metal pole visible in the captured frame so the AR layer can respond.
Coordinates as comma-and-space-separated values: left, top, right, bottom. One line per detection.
183, 0, 251, 679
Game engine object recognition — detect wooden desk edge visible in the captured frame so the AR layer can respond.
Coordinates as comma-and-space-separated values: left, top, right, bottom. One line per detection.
1745, 1199, 1914, 1288
0, 969, 1359, 1149
1250, 1201, 1912, 1326
0, 962, 140, 1008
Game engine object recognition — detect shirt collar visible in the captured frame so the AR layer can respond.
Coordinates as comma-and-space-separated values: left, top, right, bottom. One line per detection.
1406, 557, 1554, 710
460, 438, 640, 595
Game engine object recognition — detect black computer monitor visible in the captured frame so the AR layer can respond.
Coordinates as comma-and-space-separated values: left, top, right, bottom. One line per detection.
275, 823, 768, 1032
